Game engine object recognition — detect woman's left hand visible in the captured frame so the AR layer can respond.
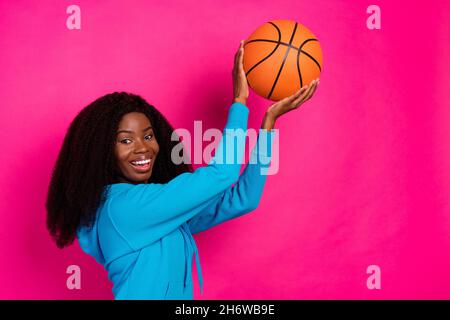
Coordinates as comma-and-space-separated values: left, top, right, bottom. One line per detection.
267, 78, 319, 119
261, 79, 319, 130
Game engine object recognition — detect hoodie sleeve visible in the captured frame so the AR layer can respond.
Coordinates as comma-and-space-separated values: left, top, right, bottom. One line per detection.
76, 221, 106, 265
186, 129, 275, 234
107, 102, 249, 251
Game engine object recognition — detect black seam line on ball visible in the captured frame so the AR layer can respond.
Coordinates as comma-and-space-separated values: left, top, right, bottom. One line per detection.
245, 38, 321, 71
299, 47, 322, 72
267, 22, 298, 100
245, 22, 282, 79
296, 38, 322, 88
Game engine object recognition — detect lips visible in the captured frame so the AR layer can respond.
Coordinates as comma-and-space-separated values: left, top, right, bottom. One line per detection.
130, 156, 152, 163
129, 158, 152, 172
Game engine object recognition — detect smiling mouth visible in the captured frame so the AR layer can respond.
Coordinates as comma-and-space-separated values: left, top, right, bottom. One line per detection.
129, 159, 152, 172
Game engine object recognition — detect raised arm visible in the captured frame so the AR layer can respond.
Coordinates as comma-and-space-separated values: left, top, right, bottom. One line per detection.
107, 102, 249, 250
186, 75, 321, 235
187, 128, 275, 234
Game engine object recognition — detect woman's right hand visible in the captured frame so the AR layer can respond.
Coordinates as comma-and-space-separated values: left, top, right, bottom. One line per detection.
232, 40, 249, 105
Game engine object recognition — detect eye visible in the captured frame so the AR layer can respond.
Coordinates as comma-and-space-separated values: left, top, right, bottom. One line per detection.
119, 135, 153, 144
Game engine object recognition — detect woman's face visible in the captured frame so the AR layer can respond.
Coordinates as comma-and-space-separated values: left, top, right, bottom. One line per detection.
114, 112, 159, 184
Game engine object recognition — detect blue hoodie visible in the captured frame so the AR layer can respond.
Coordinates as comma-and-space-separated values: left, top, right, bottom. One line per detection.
77, 102, 275, 299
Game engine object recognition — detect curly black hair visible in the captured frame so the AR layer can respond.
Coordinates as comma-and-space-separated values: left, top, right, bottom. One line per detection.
46, 92, 193, 249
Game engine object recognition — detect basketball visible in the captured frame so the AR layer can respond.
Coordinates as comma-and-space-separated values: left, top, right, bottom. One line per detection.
243, 20, 323, 101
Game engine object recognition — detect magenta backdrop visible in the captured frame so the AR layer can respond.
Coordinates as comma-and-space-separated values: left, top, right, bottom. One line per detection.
0, 0, 449, 299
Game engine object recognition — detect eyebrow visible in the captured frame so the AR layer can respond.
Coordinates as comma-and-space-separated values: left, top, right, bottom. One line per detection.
116, 126, 153, 135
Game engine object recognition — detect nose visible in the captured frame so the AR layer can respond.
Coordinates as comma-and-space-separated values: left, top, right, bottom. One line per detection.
133, 138, 149, 153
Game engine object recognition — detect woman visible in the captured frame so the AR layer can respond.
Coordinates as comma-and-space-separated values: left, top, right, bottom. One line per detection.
46, 40, 319, 299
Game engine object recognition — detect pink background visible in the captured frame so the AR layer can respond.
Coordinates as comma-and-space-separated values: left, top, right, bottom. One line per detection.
0, 0, 449, 299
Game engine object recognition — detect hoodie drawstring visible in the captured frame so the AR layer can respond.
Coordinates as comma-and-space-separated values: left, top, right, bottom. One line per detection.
180, 223, 203, 295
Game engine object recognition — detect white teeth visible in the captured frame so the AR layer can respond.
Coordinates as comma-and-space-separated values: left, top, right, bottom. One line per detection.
131, 159, 151, 165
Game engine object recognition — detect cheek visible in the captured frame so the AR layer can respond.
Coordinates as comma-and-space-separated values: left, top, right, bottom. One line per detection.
152, 140, 160, 154
115, 145, 128, 164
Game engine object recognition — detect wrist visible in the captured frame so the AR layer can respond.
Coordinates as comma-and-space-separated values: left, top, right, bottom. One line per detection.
233, 97, 247, 105
261, 112, 277, 130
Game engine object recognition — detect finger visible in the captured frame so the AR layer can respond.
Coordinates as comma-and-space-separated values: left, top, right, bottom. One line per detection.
304, 80, 319, 101
301, 80, 317, 99
235, 40, 244, 59
297, 84, 309, 96
233, 51, 242, 75
294, 82, 317, 108
274, 87, 304, 109
293, 81, 317, 106
234, 46, 240, 66
307, 80, 319, 100
239, 43, 245, 66
287, 84, 309, 102
238, 48, 244, 65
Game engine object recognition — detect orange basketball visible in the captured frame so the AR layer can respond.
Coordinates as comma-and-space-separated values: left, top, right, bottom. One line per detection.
243, 20, 323, 101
